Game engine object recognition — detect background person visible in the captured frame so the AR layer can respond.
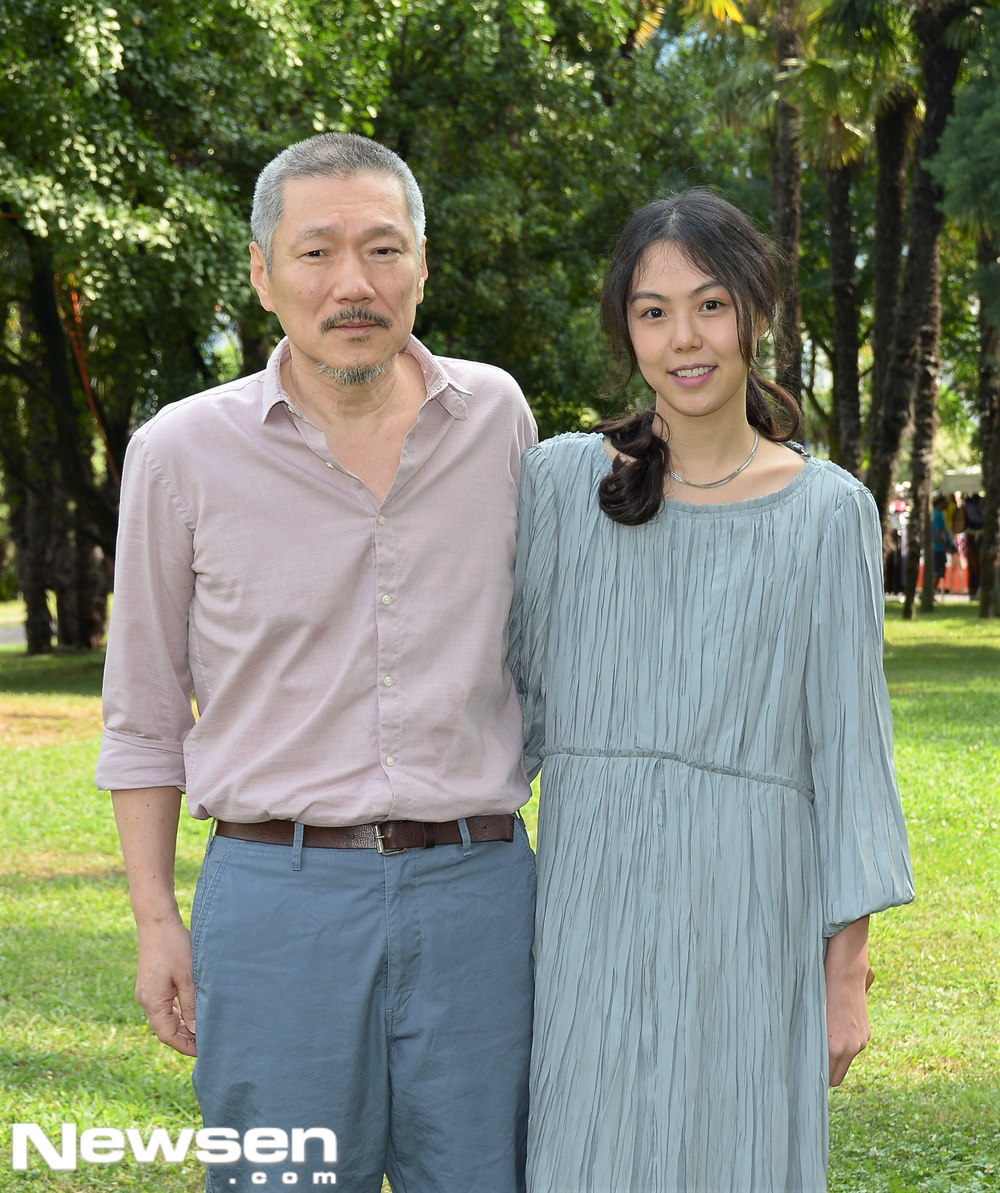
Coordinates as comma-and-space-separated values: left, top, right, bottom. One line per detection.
964, 490, 985, 597
99, 132, 537, 1193
932, 493, 949, 595
511, 189, 914, 1193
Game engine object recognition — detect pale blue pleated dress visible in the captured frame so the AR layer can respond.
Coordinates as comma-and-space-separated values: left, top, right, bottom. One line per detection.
510, 433, 914, 1193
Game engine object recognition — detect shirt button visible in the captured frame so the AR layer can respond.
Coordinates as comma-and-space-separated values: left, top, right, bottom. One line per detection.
381, 594, 392, 605
385, 755, 396, 767
377, 514, 386, 524
383, 675, 393, 686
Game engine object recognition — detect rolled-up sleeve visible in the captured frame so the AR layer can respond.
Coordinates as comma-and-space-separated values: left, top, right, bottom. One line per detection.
96, 432, 196, 792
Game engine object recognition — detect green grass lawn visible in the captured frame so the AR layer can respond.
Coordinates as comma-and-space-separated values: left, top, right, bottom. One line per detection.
0, 604, 998, 1191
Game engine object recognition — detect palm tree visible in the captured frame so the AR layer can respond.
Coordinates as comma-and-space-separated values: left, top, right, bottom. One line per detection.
894, 3, 970, 617
818, 0, 921, 520
786, 52, 872, 474
865, 83, 919, 514
929, 18, 1000, 617
675, 0, 824, 404
822, 0, 982, 619
768, 0, 807, 401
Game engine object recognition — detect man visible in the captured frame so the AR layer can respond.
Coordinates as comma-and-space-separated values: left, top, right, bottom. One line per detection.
98, 132, 537, 1193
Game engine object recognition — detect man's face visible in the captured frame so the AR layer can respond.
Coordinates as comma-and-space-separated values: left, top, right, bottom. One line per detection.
250, 171, 428, 386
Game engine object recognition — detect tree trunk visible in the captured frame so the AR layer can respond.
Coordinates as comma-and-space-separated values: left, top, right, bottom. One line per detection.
6, 239, 112, 649
903, 0, 970, 621
4, 344, 56, 652
864, 88, 917, 519
902, 313, 941, 619
18, 490, 54, 654
5, 480, 42, 653
770, 2, 803, 404
978, 231, 1000, 619
824, 163, 862, 476
873, 4, 968, 591
75, 507, 110, 647
871, 4, 963, 585
51, 487, 80, 647
902, 307, 945, 620
49, 487, 109, 647
21, 224, 116, 555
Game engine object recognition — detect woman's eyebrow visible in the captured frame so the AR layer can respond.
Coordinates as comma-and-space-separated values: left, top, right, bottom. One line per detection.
630, 279, 727, 303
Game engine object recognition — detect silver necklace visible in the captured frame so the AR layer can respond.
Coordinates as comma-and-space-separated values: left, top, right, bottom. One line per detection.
667, 430, 760, 490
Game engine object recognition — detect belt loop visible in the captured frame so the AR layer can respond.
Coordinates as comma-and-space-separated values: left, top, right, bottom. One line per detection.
291, 822, 305, 871
458, 817, 472, 857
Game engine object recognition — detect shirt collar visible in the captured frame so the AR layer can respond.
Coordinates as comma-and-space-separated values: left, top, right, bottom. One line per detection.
260, 336, 470, 423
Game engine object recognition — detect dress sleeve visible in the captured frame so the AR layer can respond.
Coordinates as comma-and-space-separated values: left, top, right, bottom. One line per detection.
508, 444, 557, 782
804, 486, 915, 937
96, 431, 197, 792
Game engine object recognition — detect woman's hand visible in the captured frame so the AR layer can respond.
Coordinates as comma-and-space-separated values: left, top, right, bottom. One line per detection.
825, 916, 872, 1087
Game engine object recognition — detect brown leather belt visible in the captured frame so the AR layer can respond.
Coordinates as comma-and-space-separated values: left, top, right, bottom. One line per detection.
214, 814, 515, 855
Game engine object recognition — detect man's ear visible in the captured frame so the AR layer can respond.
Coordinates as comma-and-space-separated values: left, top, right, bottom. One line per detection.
416, 238, 429, 306
249, 242, 276, 313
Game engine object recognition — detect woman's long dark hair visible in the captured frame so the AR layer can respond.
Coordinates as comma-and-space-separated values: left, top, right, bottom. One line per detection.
596, 189, 803, 526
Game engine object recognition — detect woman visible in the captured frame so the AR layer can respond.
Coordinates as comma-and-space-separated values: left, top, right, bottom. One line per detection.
510, 190, 914, 1192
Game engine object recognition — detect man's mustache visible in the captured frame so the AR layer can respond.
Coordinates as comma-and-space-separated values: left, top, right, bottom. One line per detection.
320, 308, 393, 331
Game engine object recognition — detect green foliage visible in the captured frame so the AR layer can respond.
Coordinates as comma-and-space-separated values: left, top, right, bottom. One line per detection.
0, 0, 313, 431
0, 0, 744, 458
0, 0, 997, 557
365, 1, 730, 434
937, 229, 985, 446
930, 13, 1000, 325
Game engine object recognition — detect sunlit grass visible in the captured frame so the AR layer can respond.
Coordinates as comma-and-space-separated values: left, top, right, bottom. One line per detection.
827, 605, 1000, 1191
1, 606, 998, 1190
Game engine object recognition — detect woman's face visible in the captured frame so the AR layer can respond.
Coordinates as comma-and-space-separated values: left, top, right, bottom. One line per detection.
627, 241, 751, 429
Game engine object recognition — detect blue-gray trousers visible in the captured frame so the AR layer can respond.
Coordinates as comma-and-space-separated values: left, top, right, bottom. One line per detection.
190, 819, 536, 1192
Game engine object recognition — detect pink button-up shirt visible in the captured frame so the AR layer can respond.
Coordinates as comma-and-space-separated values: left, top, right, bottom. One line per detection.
97, 337, 537, 825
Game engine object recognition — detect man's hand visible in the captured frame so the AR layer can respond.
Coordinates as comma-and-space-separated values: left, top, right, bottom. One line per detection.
135, 917, 198, 1057
112, 787, 197, 1057
824, 916, 872, 1087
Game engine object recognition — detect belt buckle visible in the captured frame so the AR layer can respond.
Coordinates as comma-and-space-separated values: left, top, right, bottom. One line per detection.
374, 823, 406, 856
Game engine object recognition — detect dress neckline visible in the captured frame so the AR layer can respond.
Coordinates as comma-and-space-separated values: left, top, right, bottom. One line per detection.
589, 432, 819, 518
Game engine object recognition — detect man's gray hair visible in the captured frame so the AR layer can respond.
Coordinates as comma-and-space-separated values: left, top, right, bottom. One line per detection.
251, 132, 426, 270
